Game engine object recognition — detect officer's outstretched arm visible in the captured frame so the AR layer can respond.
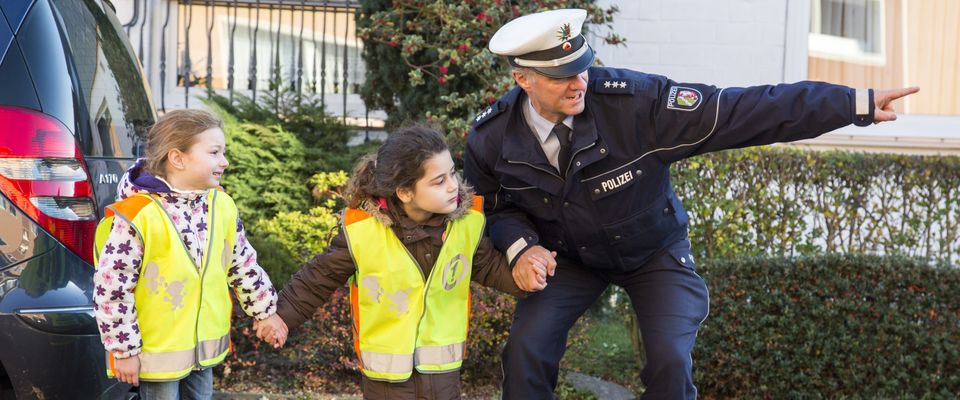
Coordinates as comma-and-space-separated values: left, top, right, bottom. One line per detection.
648, 77, 916, 163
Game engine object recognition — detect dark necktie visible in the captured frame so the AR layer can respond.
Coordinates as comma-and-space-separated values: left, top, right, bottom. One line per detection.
553, 122, 572, 177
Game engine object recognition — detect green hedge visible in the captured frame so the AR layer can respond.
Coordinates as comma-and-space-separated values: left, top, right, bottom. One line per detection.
673, 147, 960, 264
695, 254, 960, 398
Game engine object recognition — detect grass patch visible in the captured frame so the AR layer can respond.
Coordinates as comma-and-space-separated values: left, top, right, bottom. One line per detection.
562, 311, 643, 395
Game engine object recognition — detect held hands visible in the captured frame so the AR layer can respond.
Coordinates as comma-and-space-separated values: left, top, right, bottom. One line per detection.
873, 87, 920, 123
254, 314, 289, 349
114, 354, 141, 386
513, 245, 557, 292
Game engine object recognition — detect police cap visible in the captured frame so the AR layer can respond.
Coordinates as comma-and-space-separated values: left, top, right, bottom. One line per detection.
489, 9, 596, 78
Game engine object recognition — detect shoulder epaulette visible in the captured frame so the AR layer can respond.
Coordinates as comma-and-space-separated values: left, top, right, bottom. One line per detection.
594, 78, 636, 95
472, 101, 506, 128
104, 195, 154, 220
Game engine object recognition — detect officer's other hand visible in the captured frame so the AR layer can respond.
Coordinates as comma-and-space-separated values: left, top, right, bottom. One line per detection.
874, 87, 920, 123
114, 354, 140, 386
514, 246, 557, 292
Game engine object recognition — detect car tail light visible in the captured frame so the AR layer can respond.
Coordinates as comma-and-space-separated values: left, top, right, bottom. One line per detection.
0, 106, 97, 264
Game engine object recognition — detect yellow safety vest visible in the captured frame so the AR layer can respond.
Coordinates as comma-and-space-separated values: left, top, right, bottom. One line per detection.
344, 197, 485, 382
93, 189, 237, 382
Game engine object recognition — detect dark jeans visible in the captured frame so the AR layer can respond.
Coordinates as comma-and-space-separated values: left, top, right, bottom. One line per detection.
501, 240, 709, 400
361, 370, 461, 400
138, 368, 213, 400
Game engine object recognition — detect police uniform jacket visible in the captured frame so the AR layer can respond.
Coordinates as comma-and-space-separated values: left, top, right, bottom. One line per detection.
464, 66, 874, 271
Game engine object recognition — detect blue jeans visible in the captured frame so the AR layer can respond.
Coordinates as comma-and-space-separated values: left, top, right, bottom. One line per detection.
139, 368, 213, 400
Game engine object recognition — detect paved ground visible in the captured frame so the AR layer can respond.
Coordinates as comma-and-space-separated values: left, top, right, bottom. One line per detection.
214, 393, 360, 399
565, 372, 637, 400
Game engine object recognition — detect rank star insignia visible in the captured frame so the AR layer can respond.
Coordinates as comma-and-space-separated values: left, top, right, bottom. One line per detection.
475, 107, 492, 122
602, 80, 628, 90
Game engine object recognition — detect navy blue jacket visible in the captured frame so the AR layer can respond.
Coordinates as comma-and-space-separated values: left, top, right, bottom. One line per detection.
464, 66, 873, 271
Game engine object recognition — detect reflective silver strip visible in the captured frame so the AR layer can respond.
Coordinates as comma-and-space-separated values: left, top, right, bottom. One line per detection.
137, 348, 194, 374
198, 334, 230, 362
360, 351, 414, 375
134, 334, 230, 374
414, 342, 465, 366
856, 88, 869, 115
514, 45, 588, 68
506, 237, 529, 265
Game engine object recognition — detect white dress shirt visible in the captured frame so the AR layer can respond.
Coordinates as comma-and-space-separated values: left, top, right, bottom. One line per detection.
522, 95, 574, 173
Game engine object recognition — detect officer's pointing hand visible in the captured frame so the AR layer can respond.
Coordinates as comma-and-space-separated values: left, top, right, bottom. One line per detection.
873, 87, 920, 123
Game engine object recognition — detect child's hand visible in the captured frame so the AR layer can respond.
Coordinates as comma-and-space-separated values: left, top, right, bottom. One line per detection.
114, 354, 141, 386
254, 314, 288, 348
513, 251, 557, 292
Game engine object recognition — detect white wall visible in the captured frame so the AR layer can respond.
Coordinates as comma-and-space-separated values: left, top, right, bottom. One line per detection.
590, 0, 805, 87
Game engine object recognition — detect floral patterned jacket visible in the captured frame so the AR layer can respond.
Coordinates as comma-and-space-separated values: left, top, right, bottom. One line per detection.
93, 160, 278, 358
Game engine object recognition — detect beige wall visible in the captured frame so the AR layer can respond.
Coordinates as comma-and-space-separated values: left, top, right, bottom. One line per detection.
808, 0, 960, 116
903, 0, 960, 115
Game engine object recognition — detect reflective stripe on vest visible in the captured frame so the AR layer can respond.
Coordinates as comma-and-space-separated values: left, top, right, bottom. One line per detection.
94, 189, 238, 382
105, 333, 230, 377
344, 197, 484, 382
357, 341, 466, 376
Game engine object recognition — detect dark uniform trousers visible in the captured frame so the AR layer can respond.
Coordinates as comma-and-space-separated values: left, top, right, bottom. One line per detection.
501, 239, 709, 400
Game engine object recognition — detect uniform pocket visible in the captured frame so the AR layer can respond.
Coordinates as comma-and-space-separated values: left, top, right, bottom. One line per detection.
666, 245, 697, 271
601, 194, 689, 269
502, 186, 555, 220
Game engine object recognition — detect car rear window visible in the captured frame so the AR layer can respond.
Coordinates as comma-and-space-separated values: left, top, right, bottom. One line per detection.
51, 0, 154, 159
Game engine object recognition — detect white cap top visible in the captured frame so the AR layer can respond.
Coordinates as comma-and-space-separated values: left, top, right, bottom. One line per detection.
489, 9, 587, 56
488, 9, 594, 78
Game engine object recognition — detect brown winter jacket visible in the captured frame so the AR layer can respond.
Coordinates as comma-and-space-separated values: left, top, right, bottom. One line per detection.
275, 189, 524, 399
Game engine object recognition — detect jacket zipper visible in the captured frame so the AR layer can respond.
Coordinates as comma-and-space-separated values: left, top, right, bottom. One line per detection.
564, 142, 597, 177
148, 190, 216, 370
399, 221, 452, 367
193, 190, 217, 369
508, 141, 596, 180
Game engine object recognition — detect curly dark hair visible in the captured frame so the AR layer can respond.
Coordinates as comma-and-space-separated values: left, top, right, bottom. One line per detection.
344, 126, 449, 208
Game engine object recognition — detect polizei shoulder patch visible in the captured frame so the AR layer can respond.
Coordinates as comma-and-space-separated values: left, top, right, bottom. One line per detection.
666, 86, 702, 111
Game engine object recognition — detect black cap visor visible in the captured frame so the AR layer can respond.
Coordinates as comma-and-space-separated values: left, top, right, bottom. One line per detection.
508, 45, 595, 79
531, 45, 595, 78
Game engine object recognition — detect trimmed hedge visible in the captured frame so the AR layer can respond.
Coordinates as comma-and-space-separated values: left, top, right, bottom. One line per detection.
673, 147, 960, 264
695, 254, 960, 398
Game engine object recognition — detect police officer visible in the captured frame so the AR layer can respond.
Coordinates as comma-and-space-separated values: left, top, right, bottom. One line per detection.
463, 8, 918, 400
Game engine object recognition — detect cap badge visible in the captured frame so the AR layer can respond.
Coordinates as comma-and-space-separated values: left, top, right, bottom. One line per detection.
562, 41, 573, 51
557, 23, 572, 41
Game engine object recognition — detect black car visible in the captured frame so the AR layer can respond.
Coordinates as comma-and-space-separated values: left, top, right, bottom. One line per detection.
0, 0, 154, 398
